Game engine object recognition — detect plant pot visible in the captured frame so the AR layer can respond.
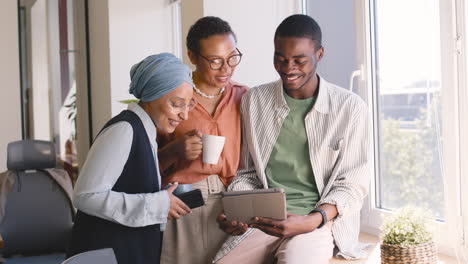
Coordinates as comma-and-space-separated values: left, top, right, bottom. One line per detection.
381, 242, 437, 264
65, 138, 77, 156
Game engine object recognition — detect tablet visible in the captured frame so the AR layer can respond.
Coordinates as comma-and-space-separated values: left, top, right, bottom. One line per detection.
221, 188, 287, 223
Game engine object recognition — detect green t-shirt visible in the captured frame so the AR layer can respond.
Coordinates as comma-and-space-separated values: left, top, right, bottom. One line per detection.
265, 92, 320, 215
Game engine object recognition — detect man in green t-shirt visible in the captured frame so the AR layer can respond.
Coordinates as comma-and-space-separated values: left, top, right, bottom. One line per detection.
215, 14, 370, 264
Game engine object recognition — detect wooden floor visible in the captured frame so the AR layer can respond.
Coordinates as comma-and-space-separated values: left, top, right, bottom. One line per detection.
330, 233, 458, 264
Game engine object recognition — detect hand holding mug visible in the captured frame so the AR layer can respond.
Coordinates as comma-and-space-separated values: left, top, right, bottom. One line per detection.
177, 129, 203, 161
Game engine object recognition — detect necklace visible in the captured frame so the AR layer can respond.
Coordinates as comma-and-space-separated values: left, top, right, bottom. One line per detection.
193, 85, 225, 99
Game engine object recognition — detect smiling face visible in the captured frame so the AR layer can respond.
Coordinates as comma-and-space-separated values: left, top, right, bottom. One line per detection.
274, 36, 323, 99
143, 82, 194, 134
188, 34, 239, 89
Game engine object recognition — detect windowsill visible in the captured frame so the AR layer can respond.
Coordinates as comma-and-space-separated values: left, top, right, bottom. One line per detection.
330, 232, 458, 264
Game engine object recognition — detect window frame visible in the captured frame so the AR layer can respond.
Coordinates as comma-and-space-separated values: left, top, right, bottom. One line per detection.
354, 0, 467, 257
456, 0, 468, 255
171, 1, 182, 59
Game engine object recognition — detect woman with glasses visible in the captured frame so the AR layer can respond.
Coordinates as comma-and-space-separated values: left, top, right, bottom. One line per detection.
158, 16, 248, 264
67, 53, 194, 264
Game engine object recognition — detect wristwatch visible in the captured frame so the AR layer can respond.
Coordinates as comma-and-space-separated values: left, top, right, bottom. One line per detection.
310, 208, 327, 229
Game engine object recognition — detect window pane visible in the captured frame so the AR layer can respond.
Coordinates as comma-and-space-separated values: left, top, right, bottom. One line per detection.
18, 0, 84, 183
373, 0, 445, 220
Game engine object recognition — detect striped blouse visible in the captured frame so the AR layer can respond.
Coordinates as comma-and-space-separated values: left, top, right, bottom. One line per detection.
214, 76, 370, 262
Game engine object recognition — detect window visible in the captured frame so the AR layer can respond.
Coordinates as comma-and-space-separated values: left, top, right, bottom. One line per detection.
460, 0, 468, 256
372, 0, 445, 220
352, 0, 468, 257
307, 0, 468, 257
17, 0, 91, 183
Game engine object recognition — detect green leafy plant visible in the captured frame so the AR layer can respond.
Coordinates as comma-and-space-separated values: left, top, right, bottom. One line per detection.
64, 94, 77, 140
381, 206, 435, 246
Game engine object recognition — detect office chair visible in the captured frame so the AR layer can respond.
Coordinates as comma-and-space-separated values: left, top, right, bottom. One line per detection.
0, 140, 74, 258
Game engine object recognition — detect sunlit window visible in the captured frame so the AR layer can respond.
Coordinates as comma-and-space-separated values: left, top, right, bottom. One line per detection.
372, 0, 444, 220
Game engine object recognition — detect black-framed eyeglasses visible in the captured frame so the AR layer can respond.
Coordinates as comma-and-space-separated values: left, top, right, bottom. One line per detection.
197, 48, 243, 70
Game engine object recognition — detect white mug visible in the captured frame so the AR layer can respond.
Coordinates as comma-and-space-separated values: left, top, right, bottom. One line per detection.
202, 134, 225, 164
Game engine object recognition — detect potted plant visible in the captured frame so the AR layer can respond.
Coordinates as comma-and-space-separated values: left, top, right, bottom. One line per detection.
380, 206, 437, 264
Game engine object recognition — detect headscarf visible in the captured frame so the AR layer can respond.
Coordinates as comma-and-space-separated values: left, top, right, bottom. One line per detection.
129, 53, 193, 102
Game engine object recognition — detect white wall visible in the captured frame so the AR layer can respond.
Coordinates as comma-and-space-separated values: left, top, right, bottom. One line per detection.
87, 0, 179, 138
0, 0, 22, 172
308, 0, 357, 89
108, 0, 179, 117
30, 0, 52, 140
181, 0, 302, 88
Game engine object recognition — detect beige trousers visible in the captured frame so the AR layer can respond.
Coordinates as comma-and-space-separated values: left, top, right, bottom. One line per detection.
161, 175, 228, 264
217, 223, 334, 264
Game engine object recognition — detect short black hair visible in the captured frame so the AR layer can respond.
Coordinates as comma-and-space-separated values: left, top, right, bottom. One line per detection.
186, 16, 237, 54
274, 14, 322, 50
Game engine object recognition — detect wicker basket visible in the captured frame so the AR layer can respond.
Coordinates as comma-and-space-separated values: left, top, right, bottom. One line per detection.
380, 242, 437, 264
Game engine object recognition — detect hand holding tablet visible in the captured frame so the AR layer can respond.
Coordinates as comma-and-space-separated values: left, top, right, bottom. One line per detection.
221, 188, 287, 224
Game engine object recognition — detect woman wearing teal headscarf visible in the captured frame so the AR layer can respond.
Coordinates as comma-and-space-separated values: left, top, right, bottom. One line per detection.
67, 53, 195, 264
